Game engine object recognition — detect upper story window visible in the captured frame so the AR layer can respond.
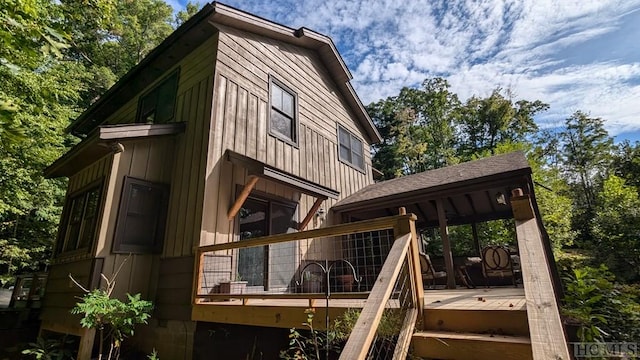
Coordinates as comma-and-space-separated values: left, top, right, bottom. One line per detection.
113, 177, 170, 254
269, 77, 298, 145
338, 126, 364, 171
136, 69, 180, 124
56, 182, 103, 256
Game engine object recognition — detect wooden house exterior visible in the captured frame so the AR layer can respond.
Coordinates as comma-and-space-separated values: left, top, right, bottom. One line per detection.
41, 3, 571, 360
42, 2, 381, 358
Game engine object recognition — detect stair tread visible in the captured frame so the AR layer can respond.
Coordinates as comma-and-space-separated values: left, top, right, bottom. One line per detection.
414, 330, 531, 344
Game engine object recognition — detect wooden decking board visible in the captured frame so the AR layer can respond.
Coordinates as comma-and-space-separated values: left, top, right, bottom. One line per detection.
412, 330, 534, 360
413, 330, 531, 344
424, 287, 526, 311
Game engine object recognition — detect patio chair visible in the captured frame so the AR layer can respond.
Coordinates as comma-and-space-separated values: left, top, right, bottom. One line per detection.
419, 253, 447, 289
480, 245, 518, 287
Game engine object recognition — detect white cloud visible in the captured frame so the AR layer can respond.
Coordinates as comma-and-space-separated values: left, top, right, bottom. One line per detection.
219, 0, 640, 137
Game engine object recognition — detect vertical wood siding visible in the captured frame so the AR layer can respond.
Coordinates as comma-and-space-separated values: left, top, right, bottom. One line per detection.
200, 26, 373, 247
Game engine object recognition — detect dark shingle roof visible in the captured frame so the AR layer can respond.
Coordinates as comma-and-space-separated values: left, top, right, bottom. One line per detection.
334, 151, 530, 210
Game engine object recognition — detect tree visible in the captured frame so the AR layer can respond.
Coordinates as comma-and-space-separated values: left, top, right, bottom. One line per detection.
0, 61, 85, 281
456, 88, 547, 159
0, 0, 69, 148
175, 1, 202, 27
559, 111, 613, 210
368, 78, 460, 179
591, 175, 640, 282
611, 140, 640, 190
60, 0, 174, 106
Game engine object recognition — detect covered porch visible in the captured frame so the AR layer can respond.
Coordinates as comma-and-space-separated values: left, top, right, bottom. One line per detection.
332, 152, 553, 291
191, 152, 570, 359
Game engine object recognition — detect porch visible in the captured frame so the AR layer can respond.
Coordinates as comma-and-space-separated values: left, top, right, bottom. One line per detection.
192, 209, 569, 359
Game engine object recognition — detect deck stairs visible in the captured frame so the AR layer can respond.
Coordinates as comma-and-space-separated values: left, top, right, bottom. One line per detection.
411, 299, 532, 360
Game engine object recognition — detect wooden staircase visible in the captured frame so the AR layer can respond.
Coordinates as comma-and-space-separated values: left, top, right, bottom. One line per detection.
411, 295, 533, 360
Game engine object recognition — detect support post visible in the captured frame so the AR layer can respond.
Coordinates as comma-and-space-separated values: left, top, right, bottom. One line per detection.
471, 222, 480, 256
298, 197, 325, 231
227, 175, 259, 219
436, 198, 456, 289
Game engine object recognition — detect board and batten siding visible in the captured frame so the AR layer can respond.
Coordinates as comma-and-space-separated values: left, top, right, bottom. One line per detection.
200, 26, 372, 247
92, 35, 218, 261
44, 33, 218, 326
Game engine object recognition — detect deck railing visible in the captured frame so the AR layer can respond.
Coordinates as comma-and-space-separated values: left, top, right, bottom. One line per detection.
193, 214, 424, 359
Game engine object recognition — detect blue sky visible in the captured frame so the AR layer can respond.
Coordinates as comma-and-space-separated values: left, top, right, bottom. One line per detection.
170, 0, 640, 142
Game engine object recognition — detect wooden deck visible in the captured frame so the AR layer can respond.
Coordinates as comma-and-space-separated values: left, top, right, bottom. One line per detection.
424, 287, 525, 311
191, 287, 525, 329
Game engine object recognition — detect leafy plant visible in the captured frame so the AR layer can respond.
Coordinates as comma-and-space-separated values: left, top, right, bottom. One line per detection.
280, 308, 404, 359
280, 308, 323, 360
69, 258, 153, 360
147, 348, 160, 360
562, 265, 640, 343
22, 336, 75, 360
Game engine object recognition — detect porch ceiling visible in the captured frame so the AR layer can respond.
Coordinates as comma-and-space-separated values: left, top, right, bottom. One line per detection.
332, 152, 533, 228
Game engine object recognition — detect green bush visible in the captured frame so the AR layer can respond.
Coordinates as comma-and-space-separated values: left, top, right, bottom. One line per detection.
563, 265, 640, 342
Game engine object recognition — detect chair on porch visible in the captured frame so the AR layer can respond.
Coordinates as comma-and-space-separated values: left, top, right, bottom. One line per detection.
480, 245, 518, 287
419, 253, 447, 289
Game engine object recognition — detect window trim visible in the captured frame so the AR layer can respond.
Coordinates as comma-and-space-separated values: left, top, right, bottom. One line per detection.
135, 68, 180, 124
112, 176, 170, 254
337, 125, 366, 172
55, 179, 104, 257
268, 75, 299, 147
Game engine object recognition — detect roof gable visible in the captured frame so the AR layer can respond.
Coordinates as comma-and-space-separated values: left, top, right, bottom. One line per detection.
68, 2, 381, 143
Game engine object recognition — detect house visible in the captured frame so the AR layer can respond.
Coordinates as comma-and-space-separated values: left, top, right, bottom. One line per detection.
42, 2, 380, 358
41, 2, 570, 360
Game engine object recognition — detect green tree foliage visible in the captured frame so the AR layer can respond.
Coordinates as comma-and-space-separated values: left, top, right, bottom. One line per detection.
175, 1, 202, 26
563, 265, 640, 343
611, 140, 640, 189
0, 0, 69, 148
559, 111, 613, 210
367, 78, 460, 179
591, 175, 640, 282
60, 0, 174, 106
456, 88, 547, 159
1, 0, 177, 282
0, 62, 84, 280
0, 1, 85, 280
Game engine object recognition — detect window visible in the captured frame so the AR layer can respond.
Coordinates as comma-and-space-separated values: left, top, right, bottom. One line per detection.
57, 182, 103, 255
237, 195, 296, 290
136, 69, 179, 124
269, 77, 298, 144
113, 177, 170, 254
338, 126, 364, 170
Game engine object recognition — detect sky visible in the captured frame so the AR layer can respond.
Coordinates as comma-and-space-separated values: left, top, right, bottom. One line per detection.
170, 0, 640, 142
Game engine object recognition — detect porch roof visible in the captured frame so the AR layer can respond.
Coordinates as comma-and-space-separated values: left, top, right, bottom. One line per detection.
332, 152, 533, 227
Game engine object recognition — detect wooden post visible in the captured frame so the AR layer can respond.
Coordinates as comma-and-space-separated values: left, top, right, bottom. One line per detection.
298, 197, 324, 231
77, 328, 96, 360
471, 222, 480, 256
436, 198, 456, 289
394, 214, 424, 316
193, 251, 205, 304
227, 175, 259, 219
512, 191, 571, 360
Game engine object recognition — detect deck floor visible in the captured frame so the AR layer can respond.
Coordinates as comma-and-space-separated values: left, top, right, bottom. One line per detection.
192, 287, 526, 329
424, 287, 526, 311
199, 287, 525, 311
